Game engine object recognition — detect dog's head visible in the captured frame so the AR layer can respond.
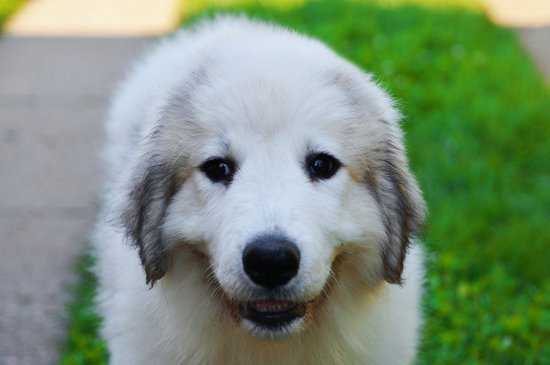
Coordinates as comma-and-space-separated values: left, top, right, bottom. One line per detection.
119, 20, 425, 340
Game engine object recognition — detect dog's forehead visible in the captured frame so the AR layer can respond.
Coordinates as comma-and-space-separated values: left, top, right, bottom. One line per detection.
185, 36, 363, 120
159, 36, 398, 165
191, 64, 361, 130
162, 74, 385, 168
193, 79, 359, 158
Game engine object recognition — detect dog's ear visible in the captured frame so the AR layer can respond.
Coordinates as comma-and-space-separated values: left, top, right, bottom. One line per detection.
327, 69, 426, 284
370, 136, 426, 285
121, 157, 178, 286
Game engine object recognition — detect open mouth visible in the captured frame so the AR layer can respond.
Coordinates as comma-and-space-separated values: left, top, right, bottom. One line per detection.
239, 299, 307, 327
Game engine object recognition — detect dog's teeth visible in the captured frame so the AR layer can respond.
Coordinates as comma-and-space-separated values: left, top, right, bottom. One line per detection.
251, 300, 293, 313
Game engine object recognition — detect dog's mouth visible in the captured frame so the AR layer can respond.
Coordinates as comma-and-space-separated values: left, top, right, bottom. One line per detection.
239, 299, 307, 327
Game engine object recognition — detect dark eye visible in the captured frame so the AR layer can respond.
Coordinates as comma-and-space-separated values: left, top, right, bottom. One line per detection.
306, 152, 341, 181
200, 158, 236, 184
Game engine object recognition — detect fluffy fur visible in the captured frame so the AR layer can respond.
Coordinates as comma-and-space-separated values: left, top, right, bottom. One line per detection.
93, 16, 426, 365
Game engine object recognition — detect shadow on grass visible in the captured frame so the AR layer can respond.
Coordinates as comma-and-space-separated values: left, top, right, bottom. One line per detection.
60, 1, 550, 364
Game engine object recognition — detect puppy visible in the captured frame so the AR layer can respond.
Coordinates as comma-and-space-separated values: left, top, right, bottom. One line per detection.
93, 16, 426, 365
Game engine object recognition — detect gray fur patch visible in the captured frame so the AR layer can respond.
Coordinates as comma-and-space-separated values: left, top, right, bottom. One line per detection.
324, 70, 363, 109
120, 66, 212, 286
369, 143, 425, 284
122, 157, 179, 285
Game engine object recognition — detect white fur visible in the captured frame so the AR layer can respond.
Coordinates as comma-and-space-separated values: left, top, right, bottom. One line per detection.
94, 16, 425, 365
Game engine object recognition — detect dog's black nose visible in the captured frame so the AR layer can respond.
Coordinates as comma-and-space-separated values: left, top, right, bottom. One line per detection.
242, 235, 300, 289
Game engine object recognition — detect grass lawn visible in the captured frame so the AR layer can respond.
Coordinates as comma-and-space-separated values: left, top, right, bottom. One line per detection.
0, 0, 25, 28
60, 1, 550, 364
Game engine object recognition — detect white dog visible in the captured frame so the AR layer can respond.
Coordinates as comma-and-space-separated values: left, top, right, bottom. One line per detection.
93, 16, 426, 365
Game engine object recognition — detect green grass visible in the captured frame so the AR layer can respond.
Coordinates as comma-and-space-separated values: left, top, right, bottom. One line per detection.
60, 1, 550, 364
60, 253, 108, 365
0, 0, 25, 28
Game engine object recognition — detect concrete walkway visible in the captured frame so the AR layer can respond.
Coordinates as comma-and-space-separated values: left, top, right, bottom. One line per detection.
4, 0, 179, 36
0, 1, 177, 364
0, 37, 152, 365
519, 28, 550, 81
0, 1, 548, 365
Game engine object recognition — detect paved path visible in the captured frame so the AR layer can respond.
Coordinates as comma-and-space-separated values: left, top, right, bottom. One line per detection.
1, 1, 178, 363
484, 0, 550, 27
4, 0, 179, 36
0, 1, 548, 365
0, 36, 151, 365
519, 27, 550, 81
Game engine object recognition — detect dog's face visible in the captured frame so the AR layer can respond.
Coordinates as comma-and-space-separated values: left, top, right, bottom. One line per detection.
121, 35, 425, 340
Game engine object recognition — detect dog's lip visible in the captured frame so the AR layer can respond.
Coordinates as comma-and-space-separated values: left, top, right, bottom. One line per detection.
239, 299, 307, 326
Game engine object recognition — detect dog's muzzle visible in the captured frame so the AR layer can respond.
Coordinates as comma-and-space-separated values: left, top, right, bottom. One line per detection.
240, 235, 305, 328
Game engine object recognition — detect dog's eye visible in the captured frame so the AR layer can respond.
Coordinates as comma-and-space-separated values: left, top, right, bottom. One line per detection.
200, 158, 236, 184
306, 152, 341, 181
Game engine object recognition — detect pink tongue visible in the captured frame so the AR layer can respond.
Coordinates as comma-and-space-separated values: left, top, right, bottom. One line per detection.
249, 300, 293, 313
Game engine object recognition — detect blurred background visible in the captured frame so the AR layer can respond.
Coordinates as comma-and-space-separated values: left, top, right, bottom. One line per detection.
0, 0, 548, 364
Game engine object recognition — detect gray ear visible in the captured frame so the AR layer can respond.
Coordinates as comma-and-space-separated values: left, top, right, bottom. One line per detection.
325, 68, 425, 284
121, 158, 178, 286
327, 69, 426, 284
371, 142, 426, 285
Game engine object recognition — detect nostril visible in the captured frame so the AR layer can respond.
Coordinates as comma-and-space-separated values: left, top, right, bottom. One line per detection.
242, 236, 300, 289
